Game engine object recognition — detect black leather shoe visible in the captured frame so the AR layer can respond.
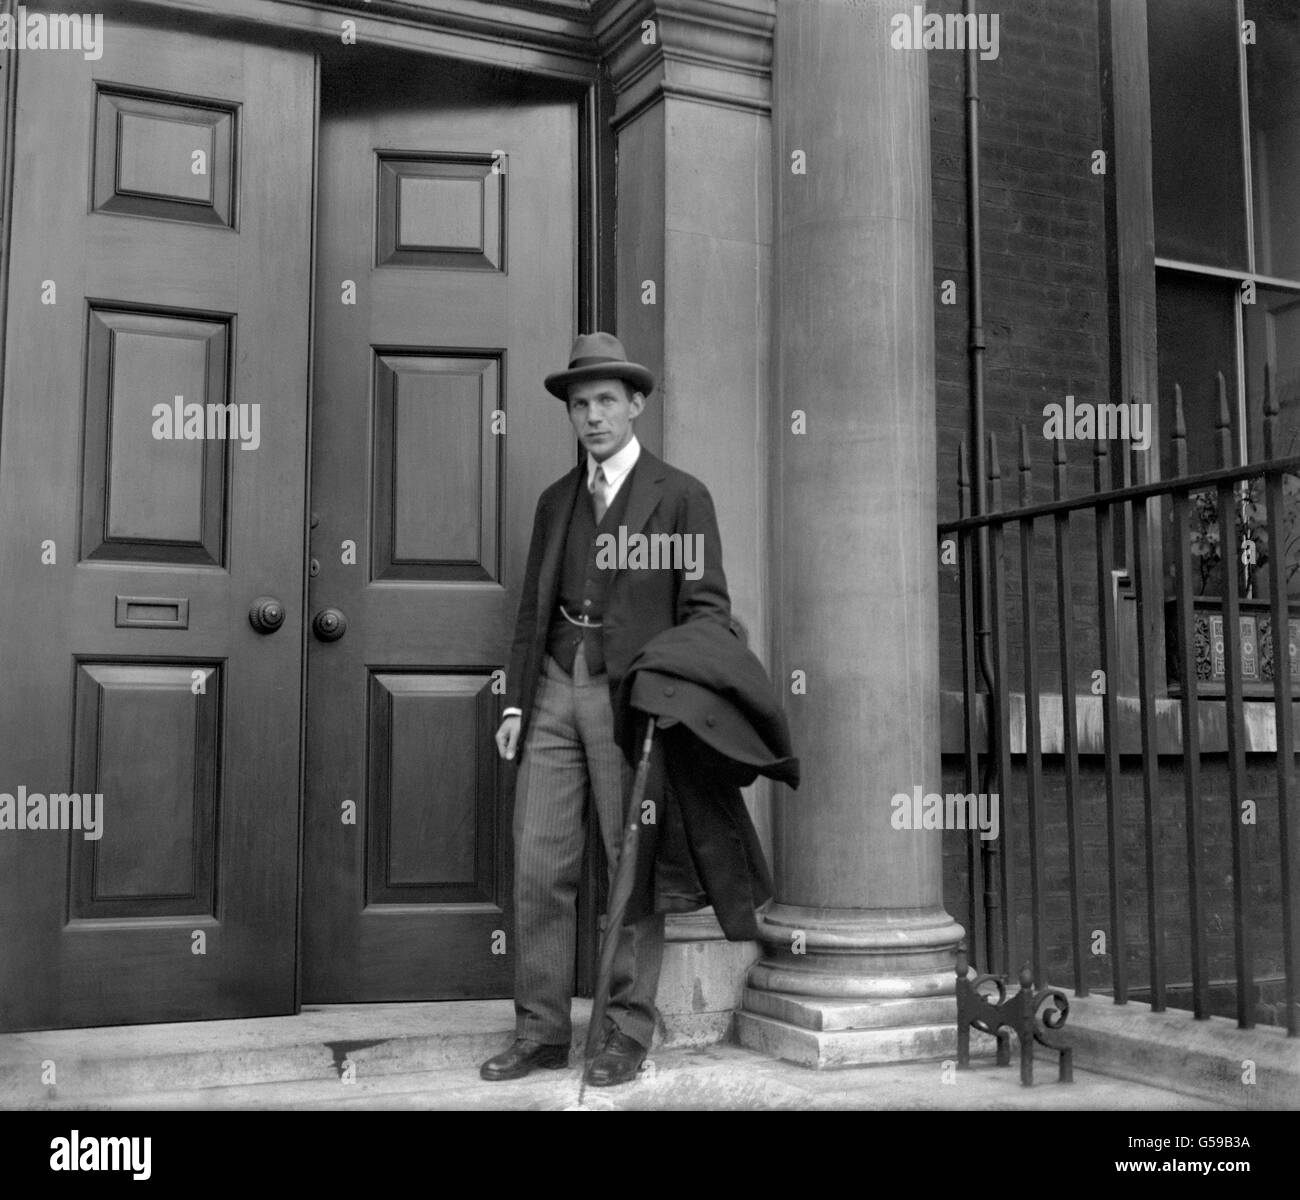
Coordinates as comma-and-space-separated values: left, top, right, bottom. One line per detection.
584, 1029, 647, 1087
479, 1038, 569, 1081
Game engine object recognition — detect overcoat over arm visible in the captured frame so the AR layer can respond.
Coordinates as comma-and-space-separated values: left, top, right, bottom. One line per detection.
617, 621, 801, 941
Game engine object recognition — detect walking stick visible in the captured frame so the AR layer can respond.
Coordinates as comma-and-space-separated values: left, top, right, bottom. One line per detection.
573, 714, 657, 1109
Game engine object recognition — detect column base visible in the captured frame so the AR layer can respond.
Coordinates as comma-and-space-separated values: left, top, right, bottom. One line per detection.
735, 1010, 958, 1070
737, 903, 965, 1067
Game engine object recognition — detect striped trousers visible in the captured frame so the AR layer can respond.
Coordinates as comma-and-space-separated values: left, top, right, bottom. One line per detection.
512, 648, 664, 1048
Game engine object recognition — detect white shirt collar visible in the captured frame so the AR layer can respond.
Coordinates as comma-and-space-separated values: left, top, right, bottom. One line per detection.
587, 434, 640, 492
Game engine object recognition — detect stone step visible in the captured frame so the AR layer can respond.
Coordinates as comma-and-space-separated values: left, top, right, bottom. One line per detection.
0, 1000, 582, 1108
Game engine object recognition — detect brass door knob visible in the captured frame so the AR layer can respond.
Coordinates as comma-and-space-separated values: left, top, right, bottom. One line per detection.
312, 607, 348, 642
248, 596, 286, 634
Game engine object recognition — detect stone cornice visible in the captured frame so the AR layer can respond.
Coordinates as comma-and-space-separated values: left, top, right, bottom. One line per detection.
334, 0, 594, 49
96, 0, 774, 110
103, 0, 602, 80
594, 0, 775, 125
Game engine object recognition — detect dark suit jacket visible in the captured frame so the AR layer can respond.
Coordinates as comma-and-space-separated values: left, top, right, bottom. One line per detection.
505, 446, 732, 758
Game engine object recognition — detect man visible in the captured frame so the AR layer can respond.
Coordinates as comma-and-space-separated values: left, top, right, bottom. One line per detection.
480, 331, 732, 1087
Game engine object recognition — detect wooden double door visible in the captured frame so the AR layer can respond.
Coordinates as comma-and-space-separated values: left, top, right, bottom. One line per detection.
0, 11, 578, 1030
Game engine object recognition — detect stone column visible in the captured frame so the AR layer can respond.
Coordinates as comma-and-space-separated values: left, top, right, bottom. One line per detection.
597, 0, 777, 1045
734, 0, 964, 1067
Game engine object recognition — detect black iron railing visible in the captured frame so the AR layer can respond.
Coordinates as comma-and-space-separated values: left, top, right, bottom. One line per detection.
938, 378, 1300, 1035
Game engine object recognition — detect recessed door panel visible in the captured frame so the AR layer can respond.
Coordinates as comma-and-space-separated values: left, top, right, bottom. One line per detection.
69, 663, 221, 918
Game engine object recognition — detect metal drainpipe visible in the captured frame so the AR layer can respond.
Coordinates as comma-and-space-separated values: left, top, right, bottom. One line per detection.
964, 0, 1002, 975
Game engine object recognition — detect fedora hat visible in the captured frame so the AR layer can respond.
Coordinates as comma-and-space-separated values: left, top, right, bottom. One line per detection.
544, 331, 655, 400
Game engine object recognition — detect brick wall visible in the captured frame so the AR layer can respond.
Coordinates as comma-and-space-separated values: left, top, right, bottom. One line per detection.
931, 0, 1113, 694
926, 3, 1293, 1021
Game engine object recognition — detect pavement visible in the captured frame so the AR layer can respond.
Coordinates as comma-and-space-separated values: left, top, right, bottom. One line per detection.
0, 997, 1252, 1111
50, 1043, 1223, 1111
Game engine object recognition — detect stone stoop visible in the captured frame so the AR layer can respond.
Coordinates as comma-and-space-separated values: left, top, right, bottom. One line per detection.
0, 1000, 577, 1109
0, 997, 749, 1110
0, 923, 761, 1108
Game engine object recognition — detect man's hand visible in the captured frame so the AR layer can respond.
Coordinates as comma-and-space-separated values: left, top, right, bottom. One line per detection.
495, 715, 522, 761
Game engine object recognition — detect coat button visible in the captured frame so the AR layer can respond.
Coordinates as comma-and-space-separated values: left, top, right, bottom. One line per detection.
663, 686, 675, 697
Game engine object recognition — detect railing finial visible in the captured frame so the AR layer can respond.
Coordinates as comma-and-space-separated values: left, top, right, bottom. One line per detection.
1129, 394, 1150, 484
1215, 370, 1233, 469
1264, 362, 1278, 459
1093, 426, 1109, 491
1052, 430, 1067, 501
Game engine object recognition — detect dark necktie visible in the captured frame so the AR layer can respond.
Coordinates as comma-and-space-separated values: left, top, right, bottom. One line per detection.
591, 465, 610, 523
